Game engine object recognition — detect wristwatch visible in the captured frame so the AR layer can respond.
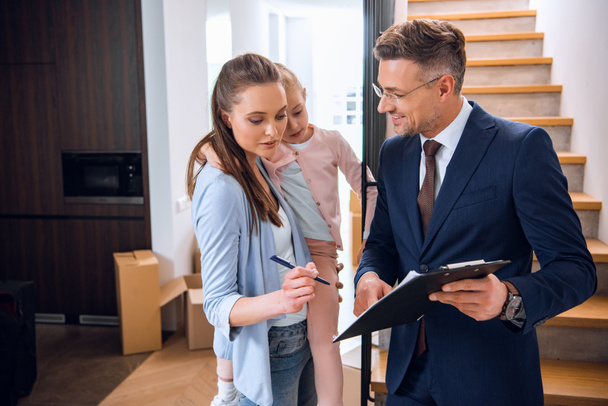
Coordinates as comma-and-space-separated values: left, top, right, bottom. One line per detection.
499, 286, 526, 328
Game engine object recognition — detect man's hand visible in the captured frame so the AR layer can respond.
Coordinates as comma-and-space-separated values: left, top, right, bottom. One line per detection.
429, 273, 508, 321
353, 272, 393, 317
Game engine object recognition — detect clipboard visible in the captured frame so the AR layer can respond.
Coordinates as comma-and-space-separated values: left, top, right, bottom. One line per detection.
333, 259, 511, 342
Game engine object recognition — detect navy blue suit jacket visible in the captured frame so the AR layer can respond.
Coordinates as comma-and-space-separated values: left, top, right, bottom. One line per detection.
355, 101, 596, 405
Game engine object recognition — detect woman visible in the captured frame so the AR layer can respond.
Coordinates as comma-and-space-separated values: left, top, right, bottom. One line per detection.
186, 53, 318, 406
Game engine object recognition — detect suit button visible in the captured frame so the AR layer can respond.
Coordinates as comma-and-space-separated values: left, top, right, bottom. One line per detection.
419, 264, 429, 273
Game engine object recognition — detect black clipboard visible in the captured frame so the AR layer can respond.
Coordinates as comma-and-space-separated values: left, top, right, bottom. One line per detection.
333, 259, 511, 342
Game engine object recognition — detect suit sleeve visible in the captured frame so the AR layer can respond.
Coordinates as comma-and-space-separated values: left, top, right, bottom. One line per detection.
510, 127, 596, 333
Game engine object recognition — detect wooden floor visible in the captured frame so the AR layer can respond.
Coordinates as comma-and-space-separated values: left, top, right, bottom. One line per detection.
99, 330, 218, 406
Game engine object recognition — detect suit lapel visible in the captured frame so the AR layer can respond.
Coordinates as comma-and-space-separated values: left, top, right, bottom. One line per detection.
399, 136, 425, 251
422, 103, 498, 252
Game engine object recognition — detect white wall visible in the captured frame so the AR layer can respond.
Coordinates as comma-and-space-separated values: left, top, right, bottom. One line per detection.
229, 0, 270, 56
141, 0, 208, 329
531, 0, 608, 242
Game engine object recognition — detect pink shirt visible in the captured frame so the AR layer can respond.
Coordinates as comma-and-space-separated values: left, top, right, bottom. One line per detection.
263, 125, 377, 250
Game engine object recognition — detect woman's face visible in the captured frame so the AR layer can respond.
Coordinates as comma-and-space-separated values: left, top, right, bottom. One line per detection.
222, 83, 288, 166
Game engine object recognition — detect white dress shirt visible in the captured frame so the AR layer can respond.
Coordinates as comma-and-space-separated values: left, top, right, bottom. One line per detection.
419, 97, 473, 198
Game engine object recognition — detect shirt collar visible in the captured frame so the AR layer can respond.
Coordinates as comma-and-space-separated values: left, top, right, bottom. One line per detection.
419, 96, 472, 152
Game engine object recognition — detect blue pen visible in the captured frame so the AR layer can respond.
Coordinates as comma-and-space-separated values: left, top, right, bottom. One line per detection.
270, 255, 330, 285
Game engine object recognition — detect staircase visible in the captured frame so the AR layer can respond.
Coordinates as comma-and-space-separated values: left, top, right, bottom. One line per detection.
369, 1, 608, 405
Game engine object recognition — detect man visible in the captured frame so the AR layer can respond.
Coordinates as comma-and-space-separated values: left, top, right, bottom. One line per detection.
354, 19, 596, 405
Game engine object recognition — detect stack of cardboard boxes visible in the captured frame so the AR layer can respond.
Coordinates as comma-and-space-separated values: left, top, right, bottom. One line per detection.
113, 250, 213, 355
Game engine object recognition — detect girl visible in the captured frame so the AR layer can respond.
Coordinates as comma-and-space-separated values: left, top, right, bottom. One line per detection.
263, 64, 377, 406
187, 53, 319, 406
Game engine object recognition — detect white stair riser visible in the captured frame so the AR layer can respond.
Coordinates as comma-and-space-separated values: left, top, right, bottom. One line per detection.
465, 93, 561, 116
561, 164, 584, 193
596, 263, 608, 296
542, 125, 572, 152
537, 326, 608, 362
408, 0, 530, 15
443, 16, 536, 35
466, 39, 543, 59
464, 65, 551, 86
576, 210, 600, 240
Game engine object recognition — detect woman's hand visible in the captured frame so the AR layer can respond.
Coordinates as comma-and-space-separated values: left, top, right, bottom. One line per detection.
279, 262, 318, 314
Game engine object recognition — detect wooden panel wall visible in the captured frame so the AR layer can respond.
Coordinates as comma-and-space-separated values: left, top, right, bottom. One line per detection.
54, 1, 142, 151
0, 218, 66, 313
0, 0, 151, 317
0, 65, 63, 215
0, 0, 56, 64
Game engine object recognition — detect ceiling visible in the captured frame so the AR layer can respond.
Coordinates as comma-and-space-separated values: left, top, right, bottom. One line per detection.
207, 0, 361, 19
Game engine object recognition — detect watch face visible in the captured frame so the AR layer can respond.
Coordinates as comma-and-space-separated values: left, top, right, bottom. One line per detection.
506, 295, 523, 320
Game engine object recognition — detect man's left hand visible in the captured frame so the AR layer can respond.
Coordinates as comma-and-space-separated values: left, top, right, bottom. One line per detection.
429, 273, 508, 321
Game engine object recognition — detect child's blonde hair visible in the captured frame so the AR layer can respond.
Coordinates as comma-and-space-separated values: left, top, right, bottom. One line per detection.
275, 63, 306, 99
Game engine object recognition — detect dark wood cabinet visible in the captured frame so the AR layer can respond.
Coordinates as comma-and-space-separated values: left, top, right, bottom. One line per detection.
0, 0, 56, 64
62, 218, 148, 315
0, 64, 63, 216
0, 218, 66, 313
54, 1, 143, 151
0, 218, 148, 316
0, 0, 150, 317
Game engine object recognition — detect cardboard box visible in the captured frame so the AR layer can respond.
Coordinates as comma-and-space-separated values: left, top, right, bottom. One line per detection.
161, 273, 214, 350
114, 250, 162, 355
341, 345, 375, 406
114, 250, 214, 355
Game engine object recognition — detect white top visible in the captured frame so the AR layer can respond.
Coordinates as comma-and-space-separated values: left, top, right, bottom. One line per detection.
277, 137, 334, 242
271, 204, 307, 326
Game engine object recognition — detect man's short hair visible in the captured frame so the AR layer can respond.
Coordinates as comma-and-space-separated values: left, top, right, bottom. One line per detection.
374, 19, 467, 94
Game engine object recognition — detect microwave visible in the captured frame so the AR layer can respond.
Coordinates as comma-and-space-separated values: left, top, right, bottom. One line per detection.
62, 151, 144, 205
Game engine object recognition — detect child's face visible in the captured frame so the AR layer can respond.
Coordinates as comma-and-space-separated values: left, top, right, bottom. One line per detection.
283, 87, 312, 144
221, 83, 287, 166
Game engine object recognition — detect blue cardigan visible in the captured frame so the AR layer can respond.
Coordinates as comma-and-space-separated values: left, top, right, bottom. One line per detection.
191, 158, 311, 406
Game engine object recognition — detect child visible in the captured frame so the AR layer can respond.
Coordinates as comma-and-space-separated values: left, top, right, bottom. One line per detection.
203, 63, 377, 406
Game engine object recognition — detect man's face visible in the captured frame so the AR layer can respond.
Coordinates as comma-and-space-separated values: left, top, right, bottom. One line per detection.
376, 59, 441, 138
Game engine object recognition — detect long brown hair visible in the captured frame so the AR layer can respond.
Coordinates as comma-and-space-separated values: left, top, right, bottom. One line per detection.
186, 53, 283, 230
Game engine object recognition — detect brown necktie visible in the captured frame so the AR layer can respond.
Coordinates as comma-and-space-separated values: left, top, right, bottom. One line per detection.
415, 139, 442, 356
417, 139, 442, 237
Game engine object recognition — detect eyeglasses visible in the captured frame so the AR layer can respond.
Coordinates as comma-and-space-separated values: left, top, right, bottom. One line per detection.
372, 77, 442, 105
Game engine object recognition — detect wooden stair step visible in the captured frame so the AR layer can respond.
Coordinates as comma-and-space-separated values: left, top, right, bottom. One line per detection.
571, 192, 603, 211
370, 348, 388, 393
466, 32, 544, 42
370, 349, 608, 404
462, 84, 562, 94
468, 57, 552, 67
408, 9, 536, 21
507, 117, 574, 126
558, 151, 587, 165
541, 359, 608, 406
545, 295, 608, 329
587, 239, 608, 263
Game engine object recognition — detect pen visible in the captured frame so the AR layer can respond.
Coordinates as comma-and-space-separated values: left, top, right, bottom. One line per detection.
270, 255, 330, 285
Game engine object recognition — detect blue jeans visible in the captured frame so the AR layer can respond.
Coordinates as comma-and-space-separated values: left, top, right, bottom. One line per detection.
239, 320, 317, 406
